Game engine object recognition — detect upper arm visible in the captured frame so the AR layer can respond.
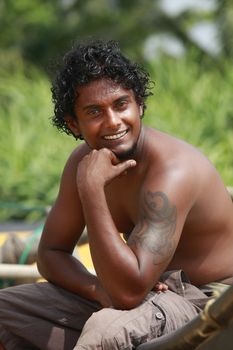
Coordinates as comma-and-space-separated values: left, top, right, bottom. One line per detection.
38, 147, 86, 255
127, 172, 194, 292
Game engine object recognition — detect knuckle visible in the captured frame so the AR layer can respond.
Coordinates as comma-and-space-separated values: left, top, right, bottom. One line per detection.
102, 148, 109, 154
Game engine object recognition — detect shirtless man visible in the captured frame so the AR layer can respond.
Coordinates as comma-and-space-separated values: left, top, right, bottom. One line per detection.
0, 40, 232, 350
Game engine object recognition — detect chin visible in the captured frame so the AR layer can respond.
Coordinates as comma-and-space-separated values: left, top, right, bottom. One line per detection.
113, 143, 137, 161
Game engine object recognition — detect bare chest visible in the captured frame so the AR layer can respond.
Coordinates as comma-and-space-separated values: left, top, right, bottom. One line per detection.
104, 177, 140, 236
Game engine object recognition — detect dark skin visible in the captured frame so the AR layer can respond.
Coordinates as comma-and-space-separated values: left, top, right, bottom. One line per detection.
36, 78, 233, 310
1, 78, 228, 350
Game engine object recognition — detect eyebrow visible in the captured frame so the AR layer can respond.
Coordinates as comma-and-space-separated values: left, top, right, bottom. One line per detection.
83, 104, 100, 111
82, 94, 131, 111
114, 95, 131, 103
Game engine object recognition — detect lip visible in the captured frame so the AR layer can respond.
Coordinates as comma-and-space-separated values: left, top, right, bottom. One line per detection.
102, 130, 128, 141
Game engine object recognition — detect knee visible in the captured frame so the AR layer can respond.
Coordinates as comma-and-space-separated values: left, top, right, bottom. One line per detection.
75, 308, 122, 349
83, 307, 120, 335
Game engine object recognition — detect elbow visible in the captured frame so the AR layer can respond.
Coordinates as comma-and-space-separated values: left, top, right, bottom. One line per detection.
111, 290, 147, 310
36, 246, 49, 279
105, 275, 152, 310
36, 252, 45, 277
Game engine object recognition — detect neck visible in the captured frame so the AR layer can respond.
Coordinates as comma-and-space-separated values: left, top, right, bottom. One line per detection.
132, 124, 146, 162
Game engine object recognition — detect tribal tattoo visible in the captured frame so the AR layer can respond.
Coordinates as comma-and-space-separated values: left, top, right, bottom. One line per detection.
128, 191, 177, 265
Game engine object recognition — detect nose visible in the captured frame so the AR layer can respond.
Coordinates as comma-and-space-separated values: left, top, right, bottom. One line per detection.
105, 109, 121, 129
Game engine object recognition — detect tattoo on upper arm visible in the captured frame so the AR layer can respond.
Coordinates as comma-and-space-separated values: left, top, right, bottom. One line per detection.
128, 191, 177, 265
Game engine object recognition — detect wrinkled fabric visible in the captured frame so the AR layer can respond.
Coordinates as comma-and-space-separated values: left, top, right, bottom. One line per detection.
0, 282, 101, 350
73, 270, 208, 350
0, 271, 231, 350
74, 289, 199, 350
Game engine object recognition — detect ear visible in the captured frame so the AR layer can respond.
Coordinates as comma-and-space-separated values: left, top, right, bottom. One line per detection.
64, 115, 81, 138
139, 104, 143, 117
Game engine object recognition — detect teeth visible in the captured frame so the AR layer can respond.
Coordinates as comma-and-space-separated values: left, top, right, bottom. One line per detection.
104, 130, 127, 140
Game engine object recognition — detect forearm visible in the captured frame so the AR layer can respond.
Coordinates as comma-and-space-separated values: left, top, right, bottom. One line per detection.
80, 188, 148, 308
37, 248, 111, 306
76, 149, 164, 308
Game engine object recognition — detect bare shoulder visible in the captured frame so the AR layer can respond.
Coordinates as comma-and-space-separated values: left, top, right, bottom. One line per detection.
62, 143, 90, 177
144, 127, 223, 192
143, 128, 201, 198
53, 142, 91, 213
40, 143, 91, 250
141, 127, 232, 229
145, 127, 209, 165
55, 142, 93, 198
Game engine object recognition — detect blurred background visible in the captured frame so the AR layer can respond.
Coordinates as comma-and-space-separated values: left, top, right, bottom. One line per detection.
0, 0, 233, 224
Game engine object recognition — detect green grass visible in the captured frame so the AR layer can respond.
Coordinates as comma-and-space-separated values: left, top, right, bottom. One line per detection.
144, 56, 233, 184
0, 52, 232, 221
0, 53, 77, 221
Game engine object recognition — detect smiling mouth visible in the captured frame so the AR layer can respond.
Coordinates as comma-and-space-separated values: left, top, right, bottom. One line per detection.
103, 130, 128, 141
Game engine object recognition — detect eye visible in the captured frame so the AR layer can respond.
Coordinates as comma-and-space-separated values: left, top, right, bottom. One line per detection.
87, 107, 101, 117
115, 99, 128, 110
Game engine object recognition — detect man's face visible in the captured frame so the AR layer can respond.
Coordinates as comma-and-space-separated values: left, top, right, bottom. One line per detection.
72, 78, 142, 160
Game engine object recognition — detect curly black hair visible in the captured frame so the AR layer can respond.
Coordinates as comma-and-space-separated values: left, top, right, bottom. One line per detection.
51, 39, 153, 137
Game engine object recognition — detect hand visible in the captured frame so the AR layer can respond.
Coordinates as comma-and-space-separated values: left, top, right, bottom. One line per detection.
77, 148, 136, 193
152, 281, 168, 293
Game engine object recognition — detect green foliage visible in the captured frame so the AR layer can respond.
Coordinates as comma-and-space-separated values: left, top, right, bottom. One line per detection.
0, 52, 232, 222
0, 52, 76, 221
1, 0, 230, 70
144, 54, 233, 184
218, 0, 233, 57
0, 0, 232, 224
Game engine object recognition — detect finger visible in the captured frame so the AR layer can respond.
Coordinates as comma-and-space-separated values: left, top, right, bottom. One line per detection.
114, 159, 137, 176
100, 148, 120, 165
110, 151, 121, 165
160, 284, 168, 292
154, 283, 163, 291
154, 282, 168, 291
